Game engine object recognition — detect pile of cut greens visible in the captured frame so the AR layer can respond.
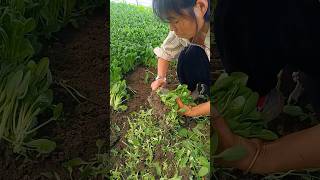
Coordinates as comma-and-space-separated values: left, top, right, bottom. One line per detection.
211, 72, 278, 140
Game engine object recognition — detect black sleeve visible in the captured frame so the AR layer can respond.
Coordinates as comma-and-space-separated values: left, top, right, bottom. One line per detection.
213, 0, 320, 96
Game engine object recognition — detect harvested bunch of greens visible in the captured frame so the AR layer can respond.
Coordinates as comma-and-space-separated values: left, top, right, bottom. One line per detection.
156, 84, 196, 128
211, 72, 278, 140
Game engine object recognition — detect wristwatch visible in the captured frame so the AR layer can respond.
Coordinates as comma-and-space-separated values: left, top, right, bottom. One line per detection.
155, 75, 166, 82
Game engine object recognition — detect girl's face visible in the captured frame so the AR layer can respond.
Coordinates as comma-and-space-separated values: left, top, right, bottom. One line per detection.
167, 0, 207, 39
167, 12, 200, 39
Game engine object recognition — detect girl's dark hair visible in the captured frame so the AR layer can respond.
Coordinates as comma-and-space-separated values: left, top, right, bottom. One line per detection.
152, 0, 210, 53
152, 0, 210, 23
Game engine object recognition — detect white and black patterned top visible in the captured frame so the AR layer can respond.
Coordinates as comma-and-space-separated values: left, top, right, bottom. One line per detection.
153, 27, 210, 62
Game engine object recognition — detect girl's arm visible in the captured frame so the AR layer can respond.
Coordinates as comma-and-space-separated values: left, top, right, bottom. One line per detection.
152, 31, 185, 91
151, 57, 169, 90
213, 112, 320, 174
251, 124, 320, 173
157, 57, 169, 79
176, 99, 210, 117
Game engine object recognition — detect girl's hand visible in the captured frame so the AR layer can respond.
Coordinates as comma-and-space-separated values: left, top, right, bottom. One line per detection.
176, 97, 193, 116
151, 79, 166, 91
213, 108, 264, 172
176, 98, 210, 117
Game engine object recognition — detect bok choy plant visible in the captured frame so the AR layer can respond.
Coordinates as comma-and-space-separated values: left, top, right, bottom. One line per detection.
0, 58, 62, 155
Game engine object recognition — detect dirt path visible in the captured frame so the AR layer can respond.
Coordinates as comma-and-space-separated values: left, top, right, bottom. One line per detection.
0, 9, 107, 180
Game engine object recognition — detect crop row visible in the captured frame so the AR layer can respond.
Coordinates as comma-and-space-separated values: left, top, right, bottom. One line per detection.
110, 2, 168, 111
0, 0, 104, 156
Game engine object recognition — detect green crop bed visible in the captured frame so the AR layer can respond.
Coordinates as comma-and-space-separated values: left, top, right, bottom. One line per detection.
110, 2, 168, 111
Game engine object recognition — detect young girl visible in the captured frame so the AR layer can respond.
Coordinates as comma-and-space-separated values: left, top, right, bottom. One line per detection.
151, 0, 211, 117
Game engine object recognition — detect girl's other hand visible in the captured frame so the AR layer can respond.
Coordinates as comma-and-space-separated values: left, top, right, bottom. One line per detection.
176, 97, 193, 116
213, 112, 263, 172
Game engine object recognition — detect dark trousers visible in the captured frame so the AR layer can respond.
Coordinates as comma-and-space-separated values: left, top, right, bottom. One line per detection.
177, 45, 210, 93
214, 0, 320, 113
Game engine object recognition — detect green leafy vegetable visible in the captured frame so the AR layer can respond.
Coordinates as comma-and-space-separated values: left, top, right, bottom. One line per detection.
211, 72, 278, 141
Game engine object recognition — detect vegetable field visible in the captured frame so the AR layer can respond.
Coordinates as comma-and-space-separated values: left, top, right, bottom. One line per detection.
110, 2, 320, 180
1, 0, 319, 179
0, 0, 108, 179
109, 2, 212, 179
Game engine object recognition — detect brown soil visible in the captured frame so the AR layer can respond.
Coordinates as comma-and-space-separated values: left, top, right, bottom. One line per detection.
109, 62, 180, 178
179, 167, 191, 180
153, 144, 177, 178
147, 91, 170, 120
0, 8, 107, 180
110, 65, 179, 150
166, 151, 174, 161
153, 145, 165, 163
